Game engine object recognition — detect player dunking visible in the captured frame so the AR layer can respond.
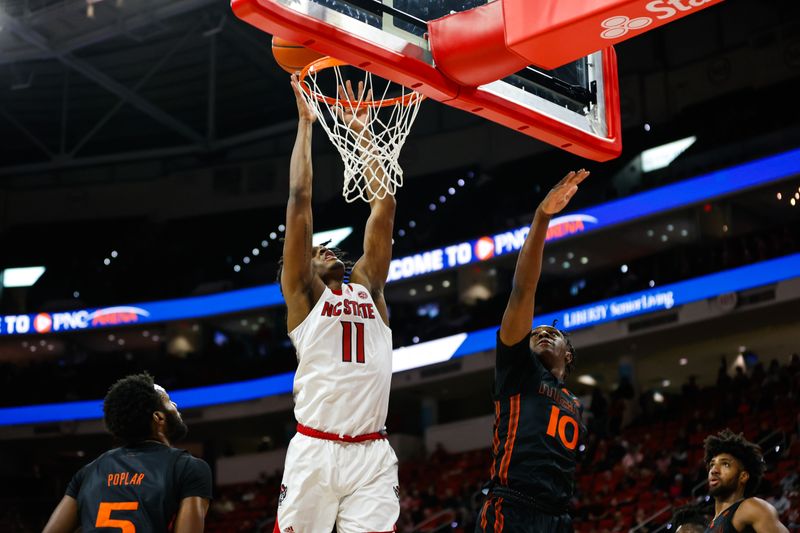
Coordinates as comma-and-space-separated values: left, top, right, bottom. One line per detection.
42, 373, 212, 533
273, 74, 398, 532
704, 429, 788, 532
476, 170, 590, 533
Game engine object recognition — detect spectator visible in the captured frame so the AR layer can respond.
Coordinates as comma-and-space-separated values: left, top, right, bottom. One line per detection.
767, 486, 791, 516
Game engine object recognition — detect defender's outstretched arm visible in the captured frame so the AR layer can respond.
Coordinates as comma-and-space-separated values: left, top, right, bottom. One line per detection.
499, 170, 589, 346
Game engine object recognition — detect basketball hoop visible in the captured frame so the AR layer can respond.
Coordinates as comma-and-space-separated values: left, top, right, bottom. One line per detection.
298, 56, 424, 203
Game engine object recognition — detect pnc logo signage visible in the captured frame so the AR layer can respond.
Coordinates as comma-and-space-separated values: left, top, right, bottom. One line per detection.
34, 313, 52, 333
600, 0, 716, 40
474, 237, 495, 261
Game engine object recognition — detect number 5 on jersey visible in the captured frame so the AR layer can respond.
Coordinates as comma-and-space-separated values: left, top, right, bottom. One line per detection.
341, 321, 365, 363
546, 406, 579, 450
96, 501, 138, 532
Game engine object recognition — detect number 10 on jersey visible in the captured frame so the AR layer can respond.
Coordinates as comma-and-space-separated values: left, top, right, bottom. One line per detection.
341, 321, 365, 363
546, 405, 579, 450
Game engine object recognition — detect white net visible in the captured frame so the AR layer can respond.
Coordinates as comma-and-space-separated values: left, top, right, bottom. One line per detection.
299, 60, 424, 203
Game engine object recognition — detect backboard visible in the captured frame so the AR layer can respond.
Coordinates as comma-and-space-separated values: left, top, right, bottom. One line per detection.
231, 0, 622, 161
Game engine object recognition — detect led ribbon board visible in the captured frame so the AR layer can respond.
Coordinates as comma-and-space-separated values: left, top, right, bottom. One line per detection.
388, 146, 800, 281
0, 285, 282, 336
2, 145, 798, 337
2, 253, 798, 426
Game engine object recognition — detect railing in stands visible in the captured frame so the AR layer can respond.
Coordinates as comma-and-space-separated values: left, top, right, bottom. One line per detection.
629, 504, 672, 533
412, 509, 457, 533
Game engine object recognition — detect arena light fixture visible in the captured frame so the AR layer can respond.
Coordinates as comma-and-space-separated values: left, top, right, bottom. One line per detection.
1, 266, 46, 288
641, 136, 697, 173
312, 226, 353, 248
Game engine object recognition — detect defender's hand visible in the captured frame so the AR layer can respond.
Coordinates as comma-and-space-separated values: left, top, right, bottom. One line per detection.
539, 169, 590, 216
291, 72, 317, 124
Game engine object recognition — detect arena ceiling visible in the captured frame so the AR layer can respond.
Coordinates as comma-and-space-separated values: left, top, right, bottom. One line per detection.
0, 0, 296, 171
0, 0, 798, 178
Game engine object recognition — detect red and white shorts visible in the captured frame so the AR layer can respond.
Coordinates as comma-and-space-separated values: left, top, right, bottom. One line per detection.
274, 425, 399, 533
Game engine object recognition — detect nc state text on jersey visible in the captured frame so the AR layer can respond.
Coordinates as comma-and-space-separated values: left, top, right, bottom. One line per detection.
321, 300, 377, 319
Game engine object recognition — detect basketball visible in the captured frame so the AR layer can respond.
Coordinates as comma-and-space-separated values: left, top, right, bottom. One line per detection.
9, 2, 800, 533
271, 36, 324, 74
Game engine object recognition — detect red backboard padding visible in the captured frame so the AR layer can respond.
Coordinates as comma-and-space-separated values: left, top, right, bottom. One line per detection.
430, 0, 725, 80
503, 0, 726, 70
428, 1, 528, 87
231, 0, 623, 161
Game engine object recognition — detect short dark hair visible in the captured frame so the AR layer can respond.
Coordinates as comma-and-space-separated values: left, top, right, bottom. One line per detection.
276, 241, 354, 294
703, 429, 765, 496
103, 373, 164, 445
670, 504, 712, 529
561, 328, 576, 378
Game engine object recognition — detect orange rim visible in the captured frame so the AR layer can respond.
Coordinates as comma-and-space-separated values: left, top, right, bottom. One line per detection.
298, 56, 423, 109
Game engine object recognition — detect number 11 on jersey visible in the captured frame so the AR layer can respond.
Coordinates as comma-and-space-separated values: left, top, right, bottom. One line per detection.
341, 321, 365, 363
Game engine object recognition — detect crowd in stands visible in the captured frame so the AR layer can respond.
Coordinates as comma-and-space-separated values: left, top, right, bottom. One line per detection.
196, 352, 800, 532
0, 319, 297, 407
1, 343, 798, 531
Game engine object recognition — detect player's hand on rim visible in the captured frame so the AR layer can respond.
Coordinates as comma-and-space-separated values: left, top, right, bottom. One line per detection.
336, 79, 372, 134
291, 72, 317, 124
539, 169, 590, 216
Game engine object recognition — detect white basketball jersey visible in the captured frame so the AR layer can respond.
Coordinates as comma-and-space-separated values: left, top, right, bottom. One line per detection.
288, 283, 393, 436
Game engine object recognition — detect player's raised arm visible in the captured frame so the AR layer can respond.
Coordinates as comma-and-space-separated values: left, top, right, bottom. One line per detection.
345, 81, 396, 326
499, 170, 589, 346
282, 74, 325, 331
41, 495, 79, 533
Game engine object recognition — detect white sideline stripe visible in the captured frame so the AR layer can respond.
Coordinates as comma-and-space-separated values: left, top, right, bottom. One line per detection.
392, 333, 468, 373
